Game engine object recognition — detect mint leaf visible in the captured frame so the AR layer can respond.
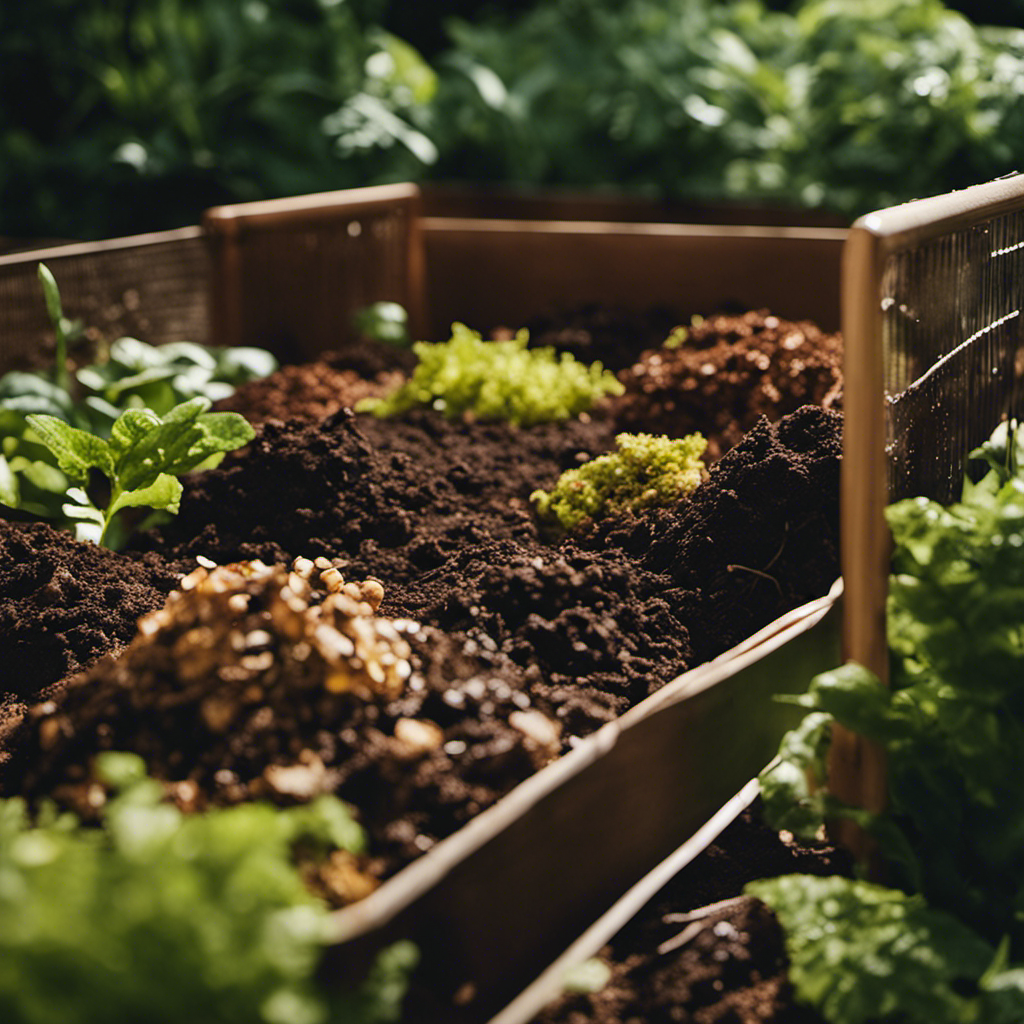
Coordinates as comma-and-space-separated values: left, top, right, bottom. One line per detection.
24, 414, 114, 483
108, 473, 183, 518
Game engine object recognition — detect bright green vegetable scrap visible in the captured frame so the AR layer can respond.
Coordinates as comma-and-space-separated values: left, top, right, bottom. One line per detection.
355, 322, 624, 427
26, 396, 254, 547
0, 752, 416, 1024
531, 431, 707, 530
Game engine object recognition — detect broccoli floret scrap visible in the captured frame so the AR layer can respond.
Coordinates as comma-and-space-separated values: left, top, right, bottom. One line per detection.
355, 322, 623, 426
532, 431, 707, 530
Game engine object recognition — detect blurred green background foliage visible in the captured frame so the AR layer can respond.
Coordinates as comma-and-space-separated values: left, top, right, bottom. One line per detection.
2, 0, 1024, 240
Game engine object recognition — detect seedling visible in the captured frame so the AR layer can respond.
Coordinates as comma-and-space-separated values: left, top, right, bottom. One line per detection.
532, 431, 707, 530
26, 397, 254, 546
0, 263, 275, 525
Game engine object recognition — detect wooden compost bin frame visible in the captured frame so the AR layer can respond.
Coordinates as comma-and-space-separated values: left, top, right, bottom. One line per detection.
0, 183, 849, 1019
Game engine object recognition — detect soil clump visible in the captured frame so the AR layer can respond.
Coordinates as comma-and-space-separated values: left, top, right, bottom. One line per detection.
613, 310, 843, 461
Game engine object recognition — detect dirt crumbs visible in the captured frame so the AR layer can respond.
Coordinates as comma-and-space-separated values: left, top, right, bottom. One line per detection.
0, 521, 180, 702
1, 559, 557, 881
613, 310, 843, 461
133, 408, 617, 580
532, 803, 852, 1024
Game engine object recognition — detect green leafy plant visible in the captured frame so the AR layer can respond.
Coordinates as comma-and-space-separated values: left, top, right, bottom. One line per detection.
0, 263, 275, 525
749, 420, 1024, 1021
26, 396, 254, 546
0, 2, 437, 240
352, 301, 412, 348
0, 751, 416, 1024
748, 875, 1022, 1024
430, 0, 1024, 219
531, 431, 707, 530
356, 322, 623, 426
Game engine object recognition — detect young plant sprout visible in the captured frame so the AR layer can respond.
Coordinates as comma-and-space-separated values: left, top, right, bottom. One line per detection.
0, 263, 275, 526
356, 322, 624, 426
26, 397, 254, 547
532, 431, 707, 530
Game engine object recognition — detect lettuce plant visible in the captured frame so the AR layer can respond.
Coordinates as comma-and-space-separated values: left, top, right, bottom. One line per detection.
0, 751, 416, 1024
750, 421, 1024, 1022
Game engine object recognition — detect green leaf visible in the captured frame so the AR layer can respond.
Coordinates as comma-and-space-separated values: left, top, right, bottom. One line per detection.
748, 875, 995, 1024
197, 411, 256, 450
108, 473, 183, 518
37, 263, 63, 328
109, 408, 161, 458
24, 414, 114, 484
0, 453, 19, 507
154, 341, 218, 369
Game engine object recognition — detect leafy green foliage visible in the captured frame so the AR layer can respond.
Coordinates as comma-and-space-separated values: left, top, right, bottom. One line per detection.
0, 751, 415, 1024
0, 2, 437, 240
27, 397, 254, 546
356, 322, 623, 427
0, 264, 275, 527
531, 432, 706, 530
755, 421, 1024, 1021
352, 301, 411, 348
431, 0, 1024, 219
748, 875, 1001, 1024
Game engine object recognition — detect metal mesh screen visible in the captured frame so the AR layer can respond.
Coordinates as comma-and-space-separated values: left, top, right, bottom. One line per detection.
0, 229, 210, 376
882, 210, 1024, 502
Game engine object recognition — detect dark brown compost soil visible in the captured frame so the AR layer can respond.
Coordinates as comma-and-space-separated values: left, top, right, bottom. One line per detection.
532, 802, 853, 1024
613, 310, 843, 461
0, 521, 180, 702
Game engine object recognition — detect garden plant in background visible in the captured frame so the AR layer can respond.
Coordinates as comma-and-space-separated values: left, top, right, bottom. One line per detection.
750, 421, 1024, 1022
0, 0, 437, 240
4, 0, 1024, 239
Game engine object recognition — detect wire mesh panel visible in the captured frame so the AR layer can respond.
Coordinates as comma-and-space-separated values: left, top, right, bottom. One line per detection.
204, 183, 425, 364
837, 174, 1024, 831
0, 228, 210, 376
883, 208, 1024, 503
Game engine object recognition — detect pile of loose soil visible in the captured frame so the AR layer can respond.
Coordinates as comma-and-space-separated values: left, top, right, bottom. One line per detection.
1, 559, 558, 881
612, 310, 843, 461
0, 305, 848, 1020
212, 361, 402, 427
0, 521, 180, 702
132, 408, 617, 581
532, 802, 853, 1024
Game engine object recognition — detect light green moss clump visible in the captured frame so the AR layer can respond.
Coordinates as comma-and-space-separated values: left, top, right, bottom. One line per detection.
355, 322, 624, 426
532, 431, 707, 530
